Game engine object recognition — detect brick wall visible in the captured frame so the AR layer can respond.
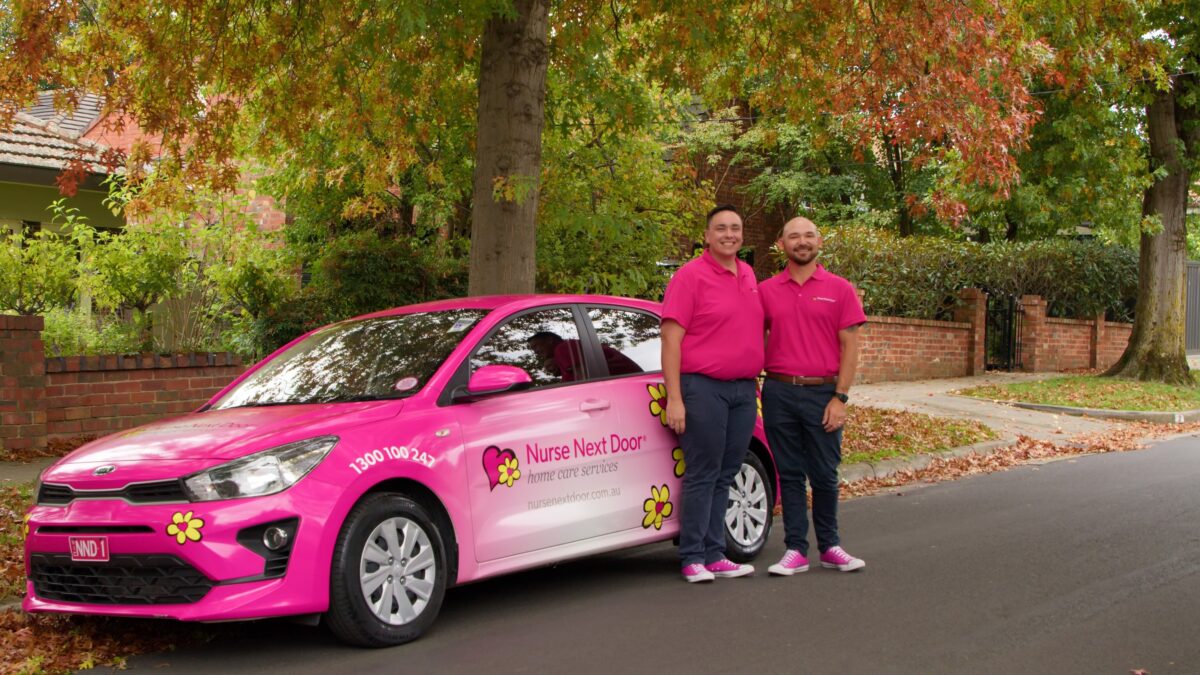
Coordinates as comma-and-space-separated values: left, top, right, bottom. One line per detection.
1039, 318, 1094, 371
0, 315, 47, 454
43, 354, 244, 440
1098, 322, 1134, 370
1021, 298, 1134, 372
857, 316, 972, 383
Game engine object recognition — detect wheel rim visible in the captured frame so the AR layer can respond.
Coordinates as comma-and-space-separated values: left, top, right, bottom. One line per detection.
358, 516, 437, 626
726, 462, 769, 547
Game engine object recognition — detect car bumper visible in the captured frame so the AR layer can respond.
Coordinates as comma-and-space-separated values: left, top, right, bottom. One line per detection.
22, 484, 338, 622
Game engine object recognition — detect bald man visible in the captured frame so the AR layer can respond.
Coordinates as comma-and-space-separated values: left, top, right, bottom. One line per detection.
759, 217, 867, 575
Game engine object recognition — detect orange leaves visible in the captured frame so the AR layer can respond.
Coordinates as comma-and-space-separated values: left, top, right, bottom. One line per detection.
841, 421, 1200, 499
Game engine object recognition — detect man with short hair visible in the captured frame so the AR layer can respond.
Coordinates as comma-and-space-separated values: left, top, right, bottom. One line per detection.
760, 216, 867, 575
661, 204, 764, 583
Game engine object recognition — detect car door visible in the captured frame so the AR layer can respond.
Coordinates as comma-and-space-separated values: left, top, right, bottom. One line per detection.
579, 304, 682, 536
455, 305, 627, 562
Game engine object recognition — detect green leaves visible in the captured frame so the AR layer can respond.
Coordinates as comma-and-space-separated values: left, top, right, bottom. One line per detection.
0, 228, 77, 315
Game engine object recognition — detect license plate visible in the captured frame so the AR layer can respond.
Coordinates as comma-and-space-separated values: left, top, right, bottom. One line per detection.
68, 536, 110, 562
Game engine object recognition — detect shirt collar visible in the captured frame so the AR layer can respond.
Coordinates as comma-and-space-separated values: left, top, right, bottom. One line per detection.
776, 263, 828, 286
701, 249, 740, 276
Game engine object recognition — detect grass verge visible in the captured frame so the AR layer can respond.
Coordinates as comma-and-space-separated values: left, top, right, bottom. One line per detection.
958, 375, 1200, 412
842, 406, 996, 465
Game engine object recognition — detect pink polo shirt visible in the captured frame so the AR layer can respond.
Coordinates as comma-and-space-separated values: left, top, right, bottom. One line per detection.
760, 265, 866, 378
661, 250, 764, 380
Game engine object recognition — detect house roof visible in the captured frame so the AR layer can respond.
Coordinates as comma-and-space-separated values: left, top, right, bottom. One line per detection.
0, 112, 108, 174
24, 91, 105, 139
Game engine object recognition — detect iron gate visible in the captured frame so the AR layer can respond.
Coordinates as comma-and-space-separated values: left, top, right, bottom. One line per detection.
985, 293, 1023, 371
1188, 262, 1200, 354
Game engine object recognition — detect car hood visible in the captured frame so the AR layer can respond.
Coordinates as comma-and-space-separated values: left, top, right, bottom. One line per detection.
41, 402, 401, 486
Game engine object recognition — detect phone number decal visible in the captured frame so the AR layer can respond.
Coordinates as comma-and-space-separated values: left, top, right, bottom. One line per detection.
349, 445, 436, 474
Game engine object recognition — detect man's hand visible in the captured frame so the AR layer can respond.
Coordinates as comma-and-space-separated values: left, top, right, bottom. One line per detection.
666, 399, 686, 435
823, 396, 846, 432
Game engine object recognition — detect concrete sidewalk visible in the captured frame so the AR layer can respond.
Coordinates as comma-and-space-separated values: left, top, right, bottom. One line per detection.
853, 372, 1118, 441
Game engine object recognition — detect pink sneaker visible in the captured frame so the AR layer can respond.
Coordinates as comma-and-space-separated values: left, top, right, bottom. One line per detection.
767, 549, 810, 576
705, 559, 754, 578
682, 563, 715, 583
819, 546, 865, 572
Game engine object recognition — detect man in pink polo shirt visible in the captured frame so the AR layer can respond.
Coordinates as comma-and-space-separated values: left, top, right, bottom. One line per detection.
661, 204, 764, 583
760, 216, 867, 575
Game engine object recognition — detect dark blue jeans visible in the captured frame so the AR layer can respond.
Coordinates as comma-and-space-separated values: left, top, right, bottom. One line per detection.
677, 373, 758, 566
761, 379, 842, 556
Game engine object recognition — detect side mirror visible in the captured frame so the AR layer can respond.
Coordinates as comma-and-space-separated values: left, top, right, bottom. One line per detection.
455, 364, 534, 401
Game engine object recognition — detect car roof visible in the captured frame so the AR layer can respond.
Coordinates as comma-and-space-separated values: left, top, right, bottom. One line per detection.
352, 294, 661, 321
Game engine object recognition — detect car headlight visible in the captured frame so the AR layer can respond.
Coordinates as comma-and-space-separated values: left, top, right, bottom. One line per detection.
183, 436, 339, 502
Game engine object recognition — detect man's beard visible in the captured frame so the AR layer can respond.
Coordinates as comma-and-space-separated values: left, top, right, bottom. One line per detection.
787, 247, 817, 265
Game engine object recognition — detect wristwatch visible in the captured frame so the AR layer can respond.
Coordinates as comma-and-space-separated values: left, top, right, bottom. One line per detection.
833, 392, 849, 404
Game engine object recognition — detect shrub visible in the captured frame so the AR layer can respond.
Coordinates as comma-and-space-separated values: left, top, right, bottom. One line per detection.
42, 308, 142, 356
0, 229, 79, 315
816, 226, 1138, 321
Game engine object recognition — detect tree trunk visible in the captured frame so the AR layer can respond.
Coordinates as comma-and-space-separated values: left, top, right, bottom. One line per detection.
467, 0, 549, 296
1105, 79, 1195, 384
884, 137, 914, 236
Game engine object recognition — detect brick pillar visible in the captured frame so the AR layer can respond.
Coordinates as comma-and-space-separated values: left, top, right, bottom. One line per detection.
1019, 295, 1047, 372
0, 315, 47, 455
954, 288, 987, 375
1090, 313, 1105, 369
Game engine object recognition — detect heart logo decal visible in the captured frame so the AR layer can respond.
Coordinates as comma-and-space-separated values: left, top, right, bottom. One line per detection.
482, 445, 521, 490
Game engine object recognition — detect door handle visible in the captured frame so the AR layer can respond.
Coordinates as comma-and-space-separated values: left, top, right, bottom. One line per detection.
579, 399, 610, 412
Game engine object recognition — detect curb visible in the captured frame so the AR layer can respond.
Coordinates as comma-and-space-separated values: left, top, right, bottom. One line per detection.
839, 438, 1016, 483
1008, 402, 1200, 424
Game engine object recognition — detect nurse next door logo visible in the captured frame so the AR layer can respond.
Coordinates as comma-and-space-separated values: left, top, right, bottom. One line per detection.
525, 432, 648, 465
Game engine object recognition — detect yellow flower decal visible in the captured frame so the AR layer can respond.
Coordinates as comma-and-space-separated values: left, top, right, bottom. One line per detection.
23, 513, 31, 538
498, 456, 521, 488
642, 484, 673, 530
166, 511, 205, 545
648, 383, 669, 426
672, 447, 686, 478
757, 393, 763, 419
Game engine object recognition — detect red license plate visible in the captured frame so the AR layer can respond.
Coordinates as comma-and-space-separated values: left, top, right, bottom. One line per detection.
68, 536, 110, 562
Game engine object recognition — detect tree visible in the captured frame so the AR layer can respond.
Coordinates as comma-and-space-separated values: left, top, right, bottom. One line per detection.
1, 0, 1050, 295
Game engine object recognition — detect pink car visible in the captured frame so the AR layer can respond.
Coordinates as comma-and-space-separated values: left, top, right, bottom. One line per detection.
24, 295, 777, 646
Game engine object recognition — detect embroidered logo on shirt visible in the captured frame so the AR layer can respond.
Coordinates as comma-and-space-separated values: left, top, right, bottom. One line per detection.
813, 296, 837, 303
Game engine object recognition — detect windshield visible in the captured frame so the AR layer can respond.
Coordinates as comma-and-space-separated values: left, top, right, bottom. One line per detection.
211, 309, 488, 409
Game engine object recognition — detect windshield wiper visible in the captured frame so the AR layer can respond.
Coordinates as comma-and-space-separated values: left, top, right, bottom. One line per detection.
221, 400, 319, 409
333, 393, 410, 403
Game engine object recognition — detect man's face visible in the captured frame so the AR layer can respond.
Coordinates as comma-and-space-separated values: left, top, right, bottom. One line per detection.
705, 210, 744, 258
778, 218, 822, 266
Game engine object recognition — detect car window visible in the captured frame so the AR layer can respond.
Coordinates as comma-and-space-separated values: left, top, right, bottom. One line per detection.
471, 307, 587, 388
586, 306, 660, 375
212, 309, 488, 409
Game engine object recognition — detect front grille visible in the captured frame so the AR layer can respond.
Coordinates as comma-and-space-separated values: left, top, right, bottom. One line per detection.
37, 480, 188, 505
30, 553, 214, 605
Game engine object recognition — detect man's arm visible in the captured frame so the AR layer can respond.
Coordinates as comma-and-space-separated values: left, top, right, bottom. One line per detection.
661, 319, 687, 435
823, 324, 861, 432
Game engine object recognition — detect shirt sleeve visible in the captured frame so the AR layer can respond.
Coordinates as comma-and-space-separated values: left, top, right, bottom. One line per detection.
660, 266, 695, 330
838, 281, 868, 330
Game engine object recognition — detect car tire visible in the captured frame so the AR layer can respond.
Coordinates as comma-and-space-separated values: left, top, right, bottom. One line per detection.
326, 493, 448, 647
724, 451, 774, 563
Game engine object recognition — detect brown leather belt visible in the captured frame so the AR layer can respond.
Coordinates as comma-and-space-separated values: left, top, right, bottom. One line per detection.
764, 372, 837, 386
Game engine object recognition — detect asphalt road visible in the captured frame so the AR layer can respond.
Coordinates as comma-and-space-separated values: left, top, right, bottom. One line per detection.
105, 434, 1200, 675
